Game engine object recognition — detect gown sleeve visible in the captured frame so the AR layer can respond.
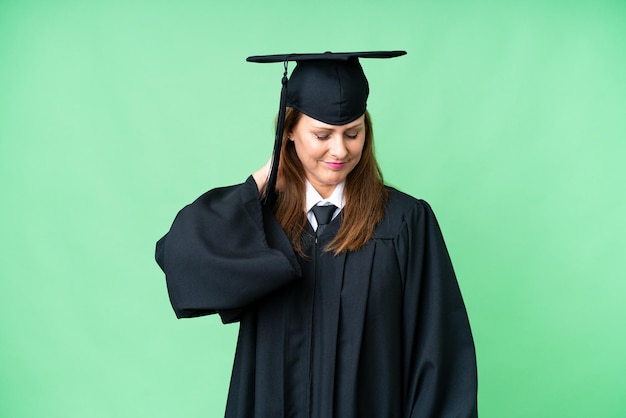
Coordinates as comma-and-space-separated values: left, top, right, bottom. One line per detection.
396, 200, 478, 417
155, 176, 301, 322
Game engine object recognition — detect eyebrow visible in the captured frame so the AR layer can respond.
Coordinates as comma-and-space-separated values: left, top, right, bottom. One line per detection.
311, 123, 364, 130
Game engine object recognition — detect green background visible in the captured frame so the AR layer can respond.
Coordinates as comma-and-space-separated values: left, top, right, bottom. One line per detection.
1, 0, 625, 417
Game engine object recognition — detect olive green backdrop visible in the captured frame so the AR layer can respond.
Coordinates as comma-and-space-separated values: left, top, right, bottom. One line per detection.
1, 0, 624, 417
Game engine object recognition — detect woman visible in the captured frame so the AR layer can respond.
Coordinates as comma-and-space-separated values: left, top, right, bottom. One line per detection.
156, 51, 478, 417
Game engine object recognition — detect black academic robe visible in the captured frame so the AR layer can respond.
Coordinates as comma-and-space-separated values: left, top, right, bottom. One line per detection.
156, 176, 478, 418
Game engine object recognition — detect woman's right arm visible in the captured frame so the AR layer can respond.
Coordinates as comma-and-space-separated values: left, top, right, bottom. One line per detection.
155, 171, 300, 322
251, 157, 271, 195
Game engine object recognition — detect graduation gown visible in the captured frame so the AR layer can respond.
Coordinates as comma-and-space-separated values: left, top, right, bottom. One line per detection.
156, 176, 478, 418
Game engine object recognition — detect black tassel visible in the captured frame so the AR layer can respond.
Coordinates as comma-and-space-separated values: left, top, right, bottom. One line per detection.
262, 59, 289, 207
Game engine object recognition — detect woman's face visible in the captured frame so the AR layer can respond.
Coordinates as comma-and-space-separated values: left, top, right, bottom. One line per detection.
289, 113, 366, 198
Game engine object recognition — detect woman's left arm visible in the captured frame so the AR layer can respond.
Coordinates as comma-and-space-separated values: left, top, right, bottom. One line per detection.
397, 200, 478, 418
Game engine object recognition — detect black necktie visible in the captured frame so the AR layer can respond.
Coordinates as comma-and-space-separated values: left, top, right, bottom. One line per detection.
311, 205, 337, 237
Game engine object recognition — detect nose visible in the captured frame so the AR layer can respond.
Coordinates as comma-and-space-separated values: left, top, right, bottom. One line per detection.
328, 135, 348, 159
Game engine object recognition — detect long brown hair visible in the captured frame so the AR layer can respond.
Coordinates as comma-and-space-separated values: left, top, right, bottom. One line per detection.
273, 107, 388, 256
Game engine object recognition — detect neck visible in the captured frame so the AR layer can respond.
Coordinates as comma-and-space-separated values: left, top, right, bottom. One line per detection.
309, 182, 337, 199
316, 186, 336, 199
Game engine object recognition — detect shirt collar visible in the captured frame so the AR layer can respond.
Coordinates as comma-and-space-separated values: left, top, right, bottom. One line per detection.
305, 180, 345, 213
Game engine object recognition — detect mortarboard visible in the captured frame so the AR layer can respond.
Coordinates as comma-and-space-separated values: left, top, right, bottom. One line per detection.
246, 51, 407, 206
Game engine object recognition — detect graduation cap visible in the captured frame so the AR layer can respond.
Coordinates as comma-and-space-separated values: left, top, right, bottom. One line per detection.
247, 50, 407, 206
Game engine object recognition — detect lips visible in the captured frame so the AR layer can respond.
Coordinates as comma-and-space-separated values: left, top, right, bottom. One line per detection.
325, 162, 346, 170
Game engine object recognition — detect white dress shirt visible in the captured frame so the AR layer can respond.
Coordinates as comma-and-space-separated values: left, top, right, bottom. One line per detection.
305, 180, 345, 231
